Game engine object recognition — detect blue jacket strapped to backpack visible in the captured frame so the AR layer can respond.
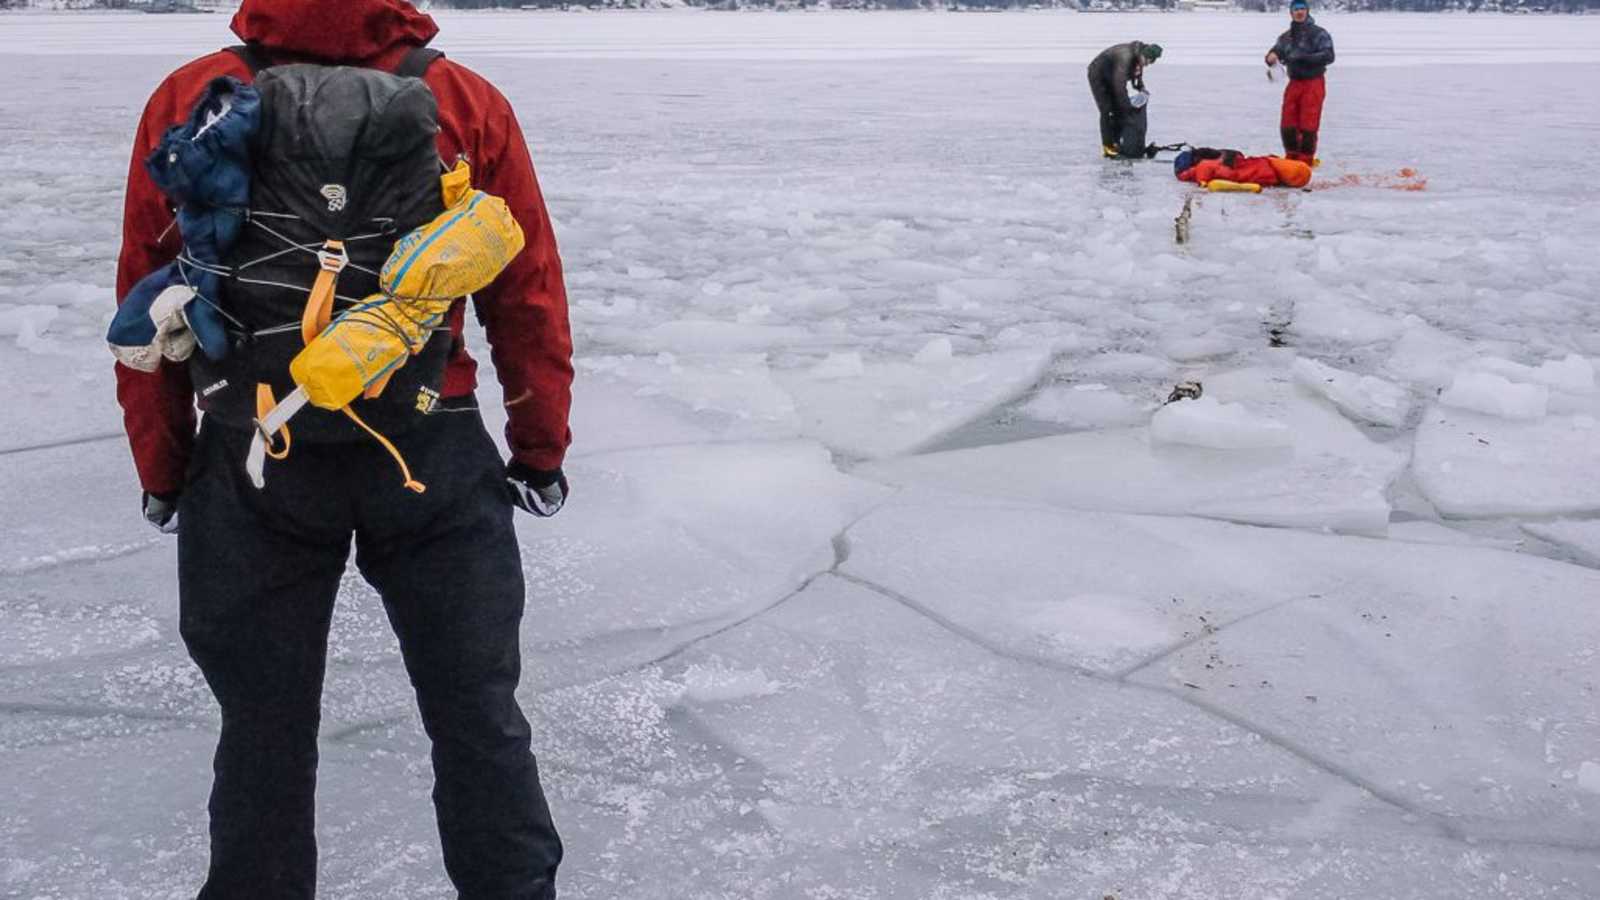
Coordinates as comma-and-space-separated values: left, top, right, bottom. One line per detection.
108, 76, 260, 362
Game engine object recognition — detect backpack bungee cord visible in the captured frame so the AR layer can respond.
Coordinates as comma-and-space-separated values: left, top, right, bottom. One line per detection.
244, 159, 525, 493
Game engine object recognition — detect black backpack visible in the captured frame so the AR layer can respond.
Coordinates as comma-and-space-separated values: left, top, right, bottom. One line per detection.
1111, 105, 1150, 160
189, 45, 455, 443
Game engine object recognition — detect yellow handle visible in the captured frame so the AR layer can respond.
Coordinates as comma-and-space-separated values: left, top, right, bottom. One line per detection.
1204, 179, 1263, 194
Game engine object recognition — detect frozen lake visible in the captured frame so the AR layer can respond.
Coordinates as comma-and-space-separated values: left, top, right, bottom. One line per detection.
2, 10, 1599, 899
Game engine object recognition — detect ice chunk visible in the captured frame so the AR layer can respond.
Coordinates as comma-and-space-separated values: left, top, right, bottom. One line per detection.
1385, 520, 1518, 550
861, 368, 1403, 534
1439, 371, 1548, 420
523, 441, 889, 656
1292, 297, 1406, 346
1292, 357, 1412, 428
1150, 396, 1293, 450
567, 354, 801, 452
808, 351, 865, 380
1413, 405, 1600, 517
1383, 318, 1479, 390
994, 321, 1080, 353
29, 281, 105, 308
611, 319, 824, 354
1521, 519, 1600, 568
1160, 332, 1235, 363
1580, 762, 1600, 796
1021, 384, 1149, 429
0, 304, 59, 347
911, 336, 954, 366
1471, 354, 1595, 395
779, 349, 1050, 459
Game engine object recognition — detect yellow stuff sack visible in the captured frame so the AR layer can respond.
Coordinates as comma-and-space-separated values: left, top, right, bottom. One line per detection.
380, 160, 526, 301
288, 160, 526, 411
288, 293, 452, 410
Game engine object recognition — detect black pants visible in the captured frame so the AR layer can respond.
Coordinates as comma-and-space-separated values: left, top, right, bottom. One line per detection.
178, 407, 562, 899
1088, 73, 1121, 148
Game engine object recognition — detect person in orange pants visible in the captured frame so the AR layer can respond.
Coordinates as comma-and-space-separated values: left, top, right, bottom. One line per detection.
1266, 0, 1334, 163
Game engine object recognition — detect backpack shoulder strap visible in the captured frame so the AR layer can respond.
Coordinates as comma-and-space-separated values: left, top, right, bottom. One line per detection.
227, 43, 269, 76
395, 47, 444, 79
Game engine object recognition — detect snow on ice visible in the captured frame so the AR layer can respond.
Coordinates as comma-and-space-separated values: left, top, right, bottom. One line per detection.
3, 10, 1600, 899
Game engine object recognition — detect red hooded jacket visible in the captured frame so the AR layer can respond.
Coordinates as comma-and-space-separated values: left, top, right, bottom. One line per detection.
116, 0, 573, 494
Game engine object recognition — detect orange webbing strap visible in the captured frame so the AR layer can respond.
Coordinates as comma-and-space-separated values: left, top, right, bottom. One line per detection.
301, 240, 347, 345
255, 383, 292, 460
341, 407, 426, 494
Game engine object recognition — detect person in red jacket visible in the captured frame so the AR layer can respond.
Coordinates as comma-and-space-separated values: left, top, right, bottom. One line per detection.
1265, 0, 1335, 163
114, 1, 568, 897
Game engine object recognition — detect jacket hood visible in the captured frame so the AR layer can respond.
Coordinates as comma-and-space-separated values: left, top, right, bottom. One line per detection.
230, 0, 438, 64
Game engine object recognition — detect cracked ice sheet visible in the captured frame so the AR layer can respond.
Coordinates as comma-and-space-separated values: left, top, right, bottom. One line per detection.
1, 727, 481, 899
0, 439, 151, 573
0, 547, 168, 669
512, 440, 889, 687
1126, 554, 1600, 846
859, 366, 1406, 534
0, 454, 419, 730
489, 576, 1589, 898
843, 494, 1600, 847
1413, 403, 1600, 518
316, 575, 1589, 898
0, 337, 121, 451
840, 495, 1298, 677
0, 550, 427, 739
7, 442, 883, 741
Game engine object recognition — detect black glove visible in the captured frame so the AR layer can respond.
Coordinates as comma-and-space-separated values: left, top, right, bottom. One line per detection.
142, 490, 179, 534
505, 462, 568, 518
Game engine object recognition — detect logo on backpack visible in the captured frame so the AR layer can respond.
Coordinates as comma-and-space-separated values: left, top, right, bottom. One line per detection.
320, 184, 348, 213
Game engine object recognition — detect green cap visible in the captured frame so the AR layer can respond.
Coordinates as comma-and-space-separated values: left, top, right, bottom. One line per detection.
1142, 43, 1164, 62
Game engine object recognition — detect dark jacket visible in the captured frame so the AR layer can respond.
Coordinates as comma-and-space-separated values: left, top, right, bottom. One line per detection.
1087, 41, 1147, 115
1269, 17, 1335, 81
116, 0, 573, 494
